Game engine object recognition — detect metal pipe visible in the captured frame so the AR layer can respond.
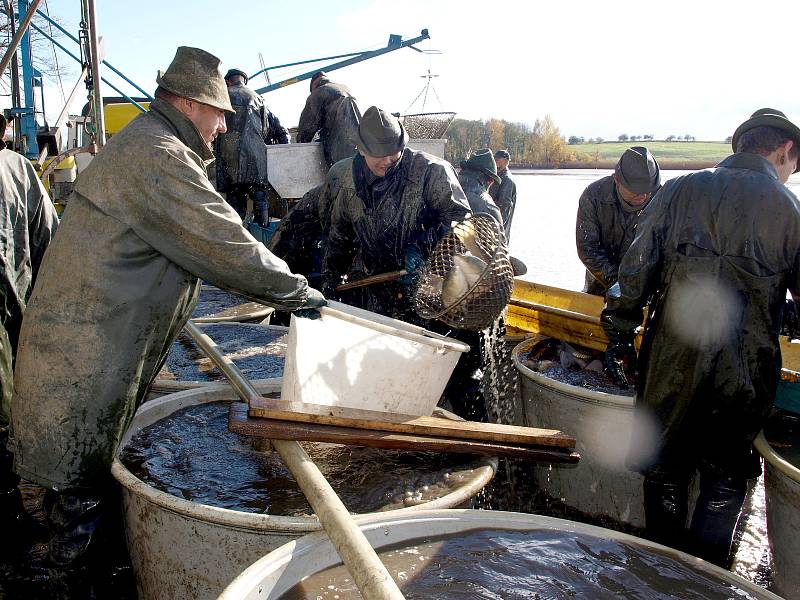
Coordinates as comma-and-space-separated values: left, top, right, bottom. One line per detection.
29, 23, 147, 112
38, 66, 88, 164
254, 29, 430, 95
183, 321, 405, 600
248, 50, 364, 81
84, 0, 105, 147
32, 6, 153, 101
0, 0, 43, 79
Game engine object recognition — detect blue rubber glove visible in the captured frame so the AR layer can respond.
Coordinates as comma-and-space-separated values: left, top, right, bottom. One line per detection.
399, 248, 425, 285
294, 287, 327, 320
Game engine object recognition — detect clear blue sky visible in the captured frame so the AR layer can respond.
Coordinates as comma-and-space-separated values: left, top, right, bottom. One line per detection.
27, 0, 800, 141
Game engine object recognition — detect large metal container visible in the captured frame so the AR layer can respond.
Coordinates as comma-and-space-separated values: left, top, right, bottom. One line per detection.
111, 384, 496, 600
512, 337, 645, 527
754, 430, 800, 598
150, 323, 287, 397
218, 509, 779, 600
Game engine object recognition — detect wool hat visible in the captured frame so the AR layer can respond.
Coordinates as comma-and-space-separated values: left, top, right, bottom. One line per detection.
356, 106, 408, 157
494, 149, 511, 160
224, 68, 248, 84
732, 108, 800, 173
156, 47, 233, 113
615, 146, 661, 194
310, 71, 328, 92
460, 148, 501, 185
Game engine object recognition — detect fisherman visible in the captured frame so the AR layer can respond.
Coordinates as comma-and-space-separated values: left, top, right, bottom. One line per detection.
10, 47, 325, 569
215, 67, 289, 226
601, 108, 800, 567
576, 146, 661, 296
320, 105, 470, 323
489, 149, 517, 241
297, 71, 361, 168
458, 148, 503, 227
0, 115, 59, 539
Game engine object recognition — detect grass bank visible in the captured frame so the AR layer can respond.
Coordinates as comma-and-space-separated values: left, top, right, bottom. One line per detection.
564, 141, 730, 169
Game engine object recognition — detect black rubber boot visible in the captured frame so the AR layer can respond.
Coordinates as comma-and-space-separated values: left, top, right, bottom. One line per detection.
0, 430, 25, 538
643, 471, 690, 551
45, 489, 104, 568
252, 189, 269, 228
226, 188, 248, 222
688, 471, 747, 568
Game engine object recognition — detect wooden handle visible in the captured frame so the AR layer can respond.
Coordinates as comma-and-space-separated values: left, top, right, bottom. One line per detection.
336, 270, 408, 292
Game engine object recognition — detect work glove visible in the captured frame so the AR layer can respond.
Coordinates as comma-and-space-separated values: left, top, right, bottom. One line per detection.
399, 247, 425, 285
293, 287, 327, 320
603, 336, 638, 389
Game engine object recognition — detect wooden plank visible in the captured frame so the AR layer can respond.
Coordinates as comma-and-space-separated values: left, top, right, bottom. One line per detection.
230, 404, 580, 463
247, 396, 575, 449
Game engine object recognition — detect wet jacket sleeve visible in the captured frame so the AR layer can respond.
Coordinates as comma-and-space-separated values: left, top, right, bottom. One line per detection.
601, 192, 667, 338
23, 159, 59, 281
576, 189, 617, 289
297, 90, 323, 143
320, 192, 357, 296
419, 162, 471, 249
266, 111, 289, 145
128, 145, 309, 309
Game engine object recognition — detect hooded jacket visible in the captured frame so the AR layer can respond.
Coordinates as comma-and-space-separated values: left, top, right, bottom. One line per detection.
12, 98, 307, 490
297, 78, 360, 167
602, 153, 800, 477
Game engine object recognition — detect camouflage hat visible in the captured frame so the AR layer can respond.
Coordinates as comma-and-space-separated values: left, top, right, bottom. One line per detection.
732, 108, 800, 173
156, 47, 233, 113
615, 146, 660, 194
224, 68, 248, 84
356, 106, 408, 157
460, 148, 501, 185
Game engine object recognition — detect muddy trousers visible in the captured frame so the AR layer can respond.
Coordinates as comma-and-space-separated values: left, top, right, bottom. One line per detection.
643, 466, 748, 567
226, 187, 269, 226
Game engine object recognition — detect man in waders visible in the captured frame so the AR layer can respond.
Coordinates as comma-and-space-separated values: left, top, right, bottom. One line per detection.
489, 149, 517, 241
297, 71, 361, 168
10, 47, 325, 570
215, 68, 289, 226
320, 105, 470, 323
0, 113, 59, 541
601, 108, 800, 567
576, 146, 661, 296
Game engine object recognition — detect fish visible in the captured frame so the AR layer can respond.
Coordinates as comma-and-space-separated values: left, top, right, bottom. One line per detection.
454, 225, 492, 262
441, 253, 487, 307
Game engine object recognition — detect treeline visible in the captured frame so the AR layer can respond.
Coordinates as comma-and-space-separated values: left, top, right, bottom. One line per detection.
444, 116, 577, 167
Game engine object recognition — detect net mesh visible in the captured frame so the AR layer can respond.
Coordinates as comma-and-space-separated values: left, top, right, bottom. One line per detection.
399, 112, 456, 139
414, 215, 514, 331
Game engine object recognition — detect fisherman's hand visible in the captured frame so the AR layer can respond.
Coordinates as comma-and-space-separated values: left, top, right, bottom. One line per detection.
603, 338, 637, 389
294, 288, 327, 320
399, 248, 425, 285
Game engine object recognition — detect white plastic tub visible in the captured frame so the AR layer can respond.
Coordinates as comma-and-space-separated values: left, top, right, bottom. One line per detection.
218, 509, 780, 600
281, 301, 469, 415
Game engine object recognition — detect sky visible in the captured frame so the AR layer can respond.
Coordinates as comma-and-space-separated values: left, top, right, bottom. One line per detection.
15, 0, 800, 142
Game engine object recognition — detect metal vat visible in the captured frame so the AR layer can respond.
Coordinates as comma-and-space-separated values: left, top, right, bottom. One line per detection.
217, 509, 779, 600
755, 430, 800, 598
111, 384, 496, 600
512, 337, 645, 527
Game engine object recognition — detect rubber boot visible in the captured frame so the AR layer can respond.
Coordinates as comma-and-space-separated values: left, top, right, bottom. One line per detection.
252, 189, 269, 228
643, 472, 689, 551
688, 471, 747, 568
0, 430, 24, 538
45, 488, 104, 568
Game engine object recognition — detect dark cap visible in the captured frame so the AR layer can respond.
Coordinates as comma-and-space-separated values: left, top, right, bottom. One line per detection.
156, 46, 234, 113
310, 71, 327, 91
732, 108, 800, 173
224, 68, 248, 84
460, 148, 501, 185
494, 149, 510, 160
614, 146, 660, 194
356, 106, 408, 157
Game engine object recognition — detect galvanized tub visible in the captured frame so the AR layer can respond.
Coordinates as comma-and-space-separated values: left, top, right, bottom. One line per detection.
755, 428, 800, 598
218, 509, 779, 600
111, 384, 496, 600
150, 323, 287, 397
512, 337, 645, 527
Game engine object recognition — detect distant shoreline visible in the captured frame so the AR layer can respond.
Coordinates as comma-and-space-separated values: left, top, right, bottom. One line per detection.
510, 160, 718, 170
